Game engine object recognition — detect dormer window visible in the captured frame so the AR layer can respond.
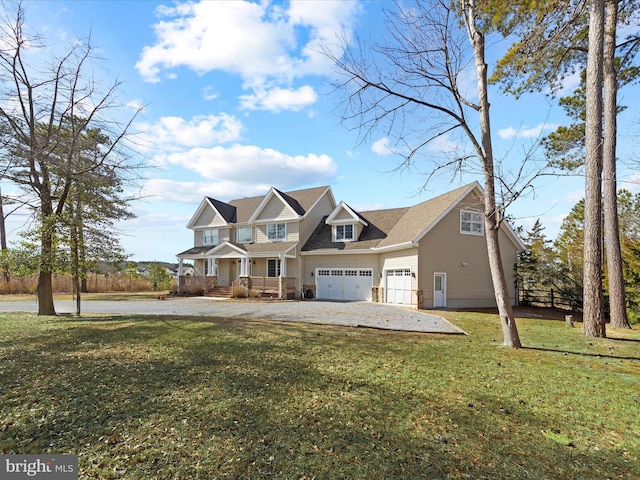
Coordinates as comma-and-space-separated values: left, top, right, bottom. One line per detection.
336, 224, 354, 241
203, 229, 219, 245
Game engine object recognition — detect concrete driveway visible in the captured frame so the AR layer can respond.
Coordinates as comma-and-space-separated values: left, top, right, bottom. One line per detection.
0, 297, 466, 334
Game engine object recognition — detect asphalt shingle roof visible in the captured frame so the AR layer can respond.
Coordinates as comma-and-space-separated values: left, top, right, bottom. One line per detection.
220, 185, 329, 223
302, 183, 477, 252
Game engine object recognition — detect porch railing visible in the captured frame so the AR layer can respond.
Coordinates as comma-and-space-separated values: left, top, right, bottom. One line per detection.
178, 275, 217, 294
233, 276, 297, 299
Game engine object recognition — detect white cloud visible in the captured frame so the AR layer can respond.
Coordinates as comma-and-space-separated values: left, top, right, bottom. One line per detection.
371, 137, 393, 157
554, 70, 581, 97
135, 0, 360, 112
134, 114, 244, 153
498, 123, 559, 140
239, 85, 318, 112
202, 86, 219, 101
427, 135, 460, 154
126, 99, 144, 111
141, 179, 270, 204
158, 144, 338, 187
498, 126, 518, 140
555, 189, 584, 204
622, 173, 640, 194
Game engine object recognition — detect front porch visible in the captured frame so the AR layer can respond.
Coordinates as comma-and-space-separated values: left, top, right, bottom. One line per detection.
177, 275, 297, 299
177, 241, 299, 300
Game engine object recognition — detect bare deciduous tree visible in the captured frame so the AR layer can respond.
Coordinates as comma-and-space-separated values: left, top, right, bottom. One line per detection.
325, 0, 533, 347
0, 2, 142, 315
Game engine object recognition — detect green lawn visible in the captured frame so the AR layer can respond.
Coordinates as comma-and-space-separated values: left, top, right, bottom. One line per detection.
0, 309, 638, 479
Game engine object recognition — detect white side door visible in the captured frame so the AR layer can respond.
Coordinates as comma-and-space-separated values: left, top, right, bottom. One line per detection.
434, 272, 446, 308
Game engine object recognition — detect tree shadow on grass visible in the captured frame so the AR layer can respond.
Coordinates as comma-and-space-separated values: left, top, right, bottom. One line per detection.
1, 314, 638, 479
523, 345, 640, 361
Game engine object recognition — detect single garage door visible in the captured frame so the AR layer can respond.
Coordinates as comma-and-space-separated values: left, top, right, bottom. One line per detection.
385, 269, 413, 305
316, 269, 373, 301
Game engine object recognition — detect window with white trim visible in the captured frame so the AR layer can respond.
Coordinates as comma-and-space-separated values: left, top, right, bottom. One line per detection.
460, 210, 483, 235
237, 227, 252, 243
203, 229, 219, 245
267, 223, 286, 241
336, 224, 354, 241
267, 259, 281, 277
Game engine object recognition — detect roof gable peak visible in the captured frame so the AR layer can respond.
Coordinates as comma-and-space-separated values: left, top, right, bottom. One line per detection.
326, 201, 368, 226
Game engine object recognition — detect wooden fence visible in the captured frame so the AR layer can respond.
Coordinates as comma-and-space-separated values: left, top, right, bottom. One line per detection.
518, 287, 583, 311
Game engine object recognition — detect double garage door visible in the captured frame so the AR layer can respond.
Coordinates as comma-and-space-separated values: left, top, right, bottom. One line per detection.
316, 269, 373, 301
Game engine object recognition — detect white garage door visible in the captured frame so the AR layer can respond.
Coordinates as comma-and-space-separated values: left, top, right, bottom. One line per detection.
385, 269, 412, 305
316, 269, 373, 301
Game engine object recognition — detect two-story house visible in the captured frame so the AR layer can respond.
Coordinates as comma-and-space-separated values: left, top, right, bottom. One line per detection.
176, 182, 524, 308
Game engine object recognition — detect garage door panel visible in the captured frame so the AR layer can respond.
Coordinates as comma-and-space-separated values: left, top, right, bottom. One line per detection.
357, 270, 373, 301
316, 268, 372, 301
386, 269, 412, 305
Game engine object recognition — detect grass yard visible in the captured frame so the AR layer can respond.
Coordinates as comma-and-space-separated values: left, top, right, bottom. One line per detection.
0, 308, 638, 479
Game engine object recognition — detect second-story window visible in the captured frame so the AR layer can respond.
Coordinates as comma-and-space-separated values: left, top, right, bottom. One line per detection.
460, 210, 483, 235
203, 229, 219, 245
237, 227, 252, 243
336, 224, 354, 241
267, 223, 286, 241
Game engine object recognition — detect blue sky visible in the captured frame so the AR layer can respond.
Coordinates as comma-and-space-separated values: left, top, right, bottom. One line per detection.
3, 0, 639, 262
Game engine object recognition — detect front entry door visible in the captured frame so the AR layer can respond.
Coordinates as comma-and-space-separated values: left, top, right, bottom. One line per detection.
434, 273, 446, 308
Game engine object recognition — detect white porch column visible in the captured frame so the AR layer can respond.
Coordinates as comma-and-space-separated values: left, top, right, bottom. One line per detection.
207, 258, 213, 276
279, 253, 286, 277
278, 253, 286, 299
240, 258, 249, 276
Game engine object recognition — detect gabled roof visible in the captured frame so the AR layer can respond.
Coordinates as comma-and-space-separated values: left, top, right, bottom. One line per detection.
201, 241, 298, 258
190, 185, 332, 226
207, 197, 236, 223
377, 183, 482, 248
302, 182, 524, 253
248, 186, 330, 222
186, 197, 236, 229
176, 246, 212, 258
326, 201, 369, 226
275, 189, 306, 216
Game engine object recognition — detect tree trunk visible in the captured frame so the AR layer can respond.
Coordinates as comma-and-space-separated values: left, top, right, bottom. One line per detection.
69, 192, 82, 316
583, 0, 606, 337
37, 270, 56, 315
37, 196, 57, 315
465, 0, 521, 348
75, 274, 81, 316
0, 188, 9, 283
603, 0, 630, 329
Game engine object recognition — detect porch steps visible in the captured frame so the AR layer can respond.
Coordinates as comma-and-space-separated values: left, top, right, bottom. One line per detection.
207, 286, 234, 298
